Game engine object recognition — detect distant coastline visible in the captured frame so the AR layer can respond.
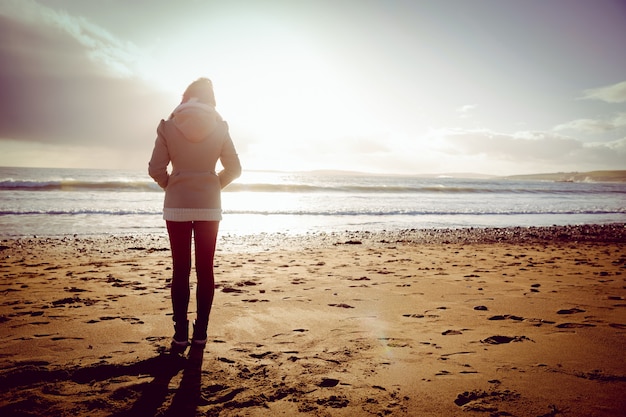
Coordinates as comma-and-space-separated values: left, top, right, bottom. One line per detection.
501, 170, 626, 183
302, 169, 626, 182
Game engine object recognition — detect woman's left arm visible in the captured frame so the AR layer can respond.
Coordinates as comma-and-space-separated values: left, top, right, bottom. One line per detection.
148, 120, 171, 189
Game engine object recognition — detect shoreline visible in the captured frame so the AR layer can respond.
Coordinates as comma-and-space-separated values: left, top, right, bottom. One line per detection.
1, 223, 625, 416
3, 222, 625, 247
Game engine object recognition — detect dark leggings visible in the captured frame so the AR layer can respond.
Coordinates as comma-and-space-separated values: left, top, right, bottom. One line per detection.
166, 221, 219, 328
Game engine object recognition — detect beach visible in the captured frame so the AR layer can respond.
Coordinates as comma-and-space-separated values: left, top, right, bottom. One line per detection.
1, 224, 625, 416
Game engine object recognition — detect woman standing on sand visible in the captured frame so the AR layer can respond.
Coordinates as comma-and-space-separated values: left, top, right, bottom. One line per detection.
149, 78, 241, 357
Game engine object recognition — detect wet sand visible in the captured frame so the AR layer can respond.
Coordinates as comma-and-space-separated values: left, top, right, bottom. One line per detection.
1, 224, 625, 416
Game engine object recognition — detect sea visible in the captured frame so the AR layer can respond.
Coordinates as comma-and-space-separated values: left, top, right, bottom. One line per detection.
1, 166, 625, 238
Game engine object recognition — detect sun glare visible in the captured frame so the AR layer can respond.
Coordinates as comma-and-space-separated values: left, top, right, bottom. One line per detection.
138, 11, 393, 173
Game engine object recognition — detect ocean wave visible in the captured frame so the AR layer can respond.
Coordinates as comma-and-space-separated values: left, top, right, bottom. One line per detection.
2, 179, 624, 195
227, 208, 626, 216
226, 182, 626, 194
0, 209, 157, 216
2, 208, 624, 217
0, 179, 160, 192
227, 183, 502, 193
212, 182, 626, 194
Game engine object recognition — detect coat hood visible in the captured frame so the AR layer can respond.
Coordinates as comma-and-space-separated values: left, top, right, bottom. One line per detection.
170, 98, 222, 142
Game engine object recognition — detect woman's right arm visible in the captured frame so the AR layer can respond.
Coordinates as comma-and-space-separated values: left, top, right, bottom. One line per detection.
218, 124, 242, 189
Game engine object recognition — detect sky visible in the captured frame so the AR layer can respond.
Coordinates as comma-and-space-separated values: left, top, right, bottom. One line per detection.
0, 0, 625, 176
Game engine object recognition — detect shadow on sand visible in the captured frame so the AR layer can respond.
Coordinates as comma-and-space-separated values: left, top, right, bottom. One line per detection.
110, 349, 206, 417
0, 349, 206, 417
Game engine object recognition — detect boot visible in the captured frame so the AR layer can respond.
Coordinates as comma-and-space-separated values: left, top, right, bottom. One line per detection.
188, 320, 207, 364
170, 320, 189, 355
191, 320, 208, 347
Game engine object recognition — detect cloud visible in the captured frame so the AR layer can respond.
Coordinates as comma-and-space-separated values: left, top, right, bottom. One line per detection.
0, 139, 148, 169
439, 129, 626, 170
579, 137, 626, 167
553, 112, 626, 133
0, 4, 173, 157
0, 0, 143, 78
580, 80, 626, 103
456, 104, 477, 119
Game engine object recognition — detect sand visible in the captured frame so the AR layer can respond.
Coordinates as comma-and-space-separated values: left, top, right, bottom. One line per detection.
0, 224, 625, 417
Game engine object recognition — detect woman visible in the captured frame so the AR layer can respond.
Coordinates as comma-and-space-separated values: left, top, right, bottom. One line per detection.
149, 78, 241, 357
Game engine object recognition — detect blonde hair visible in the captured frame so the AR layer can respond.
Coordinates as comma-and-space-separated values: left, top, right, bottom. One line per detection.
182, 78, 216, 106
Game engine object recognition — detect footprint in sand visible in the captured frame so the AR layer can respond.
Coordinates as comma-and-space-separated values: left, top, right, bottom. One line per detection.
379, 337, 410, 347
481, 335, 532, 345
454, 389, 520, 407
556, 308, 585, 314
51, 336, 84, 341
64, 287, 88, 293
349, 276, 370, 281
316, 394, 349, 408
555, 323, 596, 328
318, 378, 340, 387
51, 296, 99, 307
249, 351, 274, 359
25, 321, 50, 328
51, 297, 81, 306
488, 314, 524, 321
221, 287, 246, 294
121, 317, 144, 324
